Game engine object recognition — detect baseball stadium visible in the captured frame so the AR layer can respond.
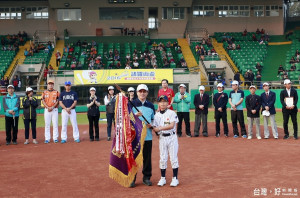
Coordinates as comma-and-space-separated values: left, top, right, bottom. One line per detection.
0, 0, 300, 197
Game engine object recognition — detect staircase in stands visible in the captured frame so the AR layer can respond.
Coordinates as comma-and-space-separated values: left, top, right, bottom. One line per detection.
211, 38, 245, 83
177, 38, 208, 84
4, 41, 31, 79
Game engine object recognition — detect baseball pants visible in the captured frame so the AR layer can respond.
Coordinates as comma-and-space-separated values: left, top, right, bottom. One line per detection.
247, 117, 261, 137
159, 134, 179, 169
61, 109, 80, 141
44, 108, 59, 141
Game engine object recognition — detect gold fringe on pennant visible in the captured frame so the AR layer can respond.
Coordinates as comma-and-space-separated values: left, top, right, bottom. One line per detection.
109, 123, 148, 187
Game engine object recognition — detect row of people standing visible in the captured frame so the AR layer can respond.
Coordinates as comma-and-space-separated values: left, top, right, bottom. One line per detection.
161, 79, 298, 140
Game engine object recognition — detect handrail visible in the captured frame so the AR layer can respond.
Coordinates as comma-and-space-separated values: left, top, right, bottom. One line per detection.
37, 61, 46, 90
8, 59, 19, 84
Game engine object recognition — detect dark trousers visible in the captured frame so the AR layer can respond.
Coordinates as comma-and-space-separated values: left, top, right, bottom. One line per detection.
177, 112, 191, 136
106, 113, 115, 138
5, 116, 19, 143
24, 119, 37, 139
56, 58, 60, 66
88, 115, 100, 139
215, 110, 229, 135
142, 140, 152, 179
283, 110, 298, 137
194, 112, 207, 136
231, 110, 247, 136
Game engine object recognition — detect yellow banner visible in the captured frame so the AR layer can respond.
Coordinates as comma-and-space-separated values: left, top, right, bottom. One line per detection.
74, 69, 173, 85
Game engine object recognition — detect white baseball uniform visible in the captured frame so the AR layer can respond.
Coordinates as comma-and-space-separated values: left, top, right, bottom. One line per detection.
153, 109, 179, 169
42, 89, 60, 141
59, 90, 80, 141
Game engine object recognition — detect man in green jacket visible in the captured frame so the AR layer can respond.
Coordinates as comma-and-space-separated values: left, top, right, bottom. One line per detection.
174, 84, 191, 137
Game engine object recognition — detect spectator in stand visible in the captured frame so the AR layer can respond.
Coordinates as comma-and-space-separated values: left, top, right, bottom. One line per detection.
55, 50, 61, 67
209, 72, 216, 88
252, 34, 257, 41
256, 28, 261, 34
0, 77, 5, 87
261, 29, 265, 35
290, 64, 296, 72
44, 67, 48, 81
77, 61, 83, 70
13, 76, 18, 90
24, 49, 29, 57
82, 40, 88, 48
133, 60, 139, 68
25, 76, 30, 87
125, 64, 131, 69
278, 65, 284, 75
63, 45, 69, 53
4, 76, 9, 87
248, 70, 255, 85
244, 71, 250, 87
256, 71, 262, 88
144, 58, 151, 68
256, 62, 263, 72
242, 29, 247, 36
180, 57, 187, 67
236, 44, 241, 50
289, 57, 296, 64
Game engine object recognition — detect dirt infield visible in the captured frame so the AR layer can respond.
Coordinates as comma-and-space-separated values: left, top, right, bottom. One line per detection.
0, 123, 299, 198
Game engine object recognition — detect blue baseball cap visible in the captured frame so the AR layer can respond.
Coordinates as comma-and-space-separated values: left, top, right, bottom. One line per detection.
65, 81, 71, 86
157, 95, 168, 102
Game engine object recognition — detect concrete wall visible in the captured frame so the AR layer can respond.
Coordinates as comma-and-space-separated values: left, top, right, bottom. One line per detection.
189, 0, 285, 35
0, 0, 285, 38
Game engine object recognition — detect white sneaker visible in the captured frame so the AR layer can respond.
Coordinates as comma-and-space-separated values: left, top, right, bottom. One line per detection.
33, 139, 38, 144
257, 136, 262, 140
157, 177, 166, 186
170, 177, 179, 187
24, 140, 29, 145
247, 136, 252, 140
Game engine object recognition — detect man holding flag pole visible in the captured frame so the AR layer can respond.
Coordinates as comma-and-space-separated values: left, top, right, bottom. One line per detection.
109, 84, 152, 188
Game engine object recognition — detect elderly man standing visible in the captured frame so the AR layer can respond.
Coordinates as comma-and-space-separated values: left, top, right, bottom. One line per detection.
280, 79, 298, 140
3, 85, 20, 145
261, 82, 278, 139
193, 85, 209, 137
174, 84, 191, 137
229, 80, 247, 138
245, 85, 261, 139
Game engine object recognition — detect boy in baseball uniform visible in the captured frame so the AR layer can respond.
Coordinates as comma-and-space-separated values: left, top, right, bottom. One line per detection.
59, 81, 80, 143
152, 95, 179, 187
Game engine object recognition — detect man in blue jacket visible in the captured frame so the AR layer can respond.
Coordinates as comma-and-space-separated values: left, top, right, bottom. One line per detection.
260, 82, 278, 139
213, 83, 229, 137
3, 85, 20, 145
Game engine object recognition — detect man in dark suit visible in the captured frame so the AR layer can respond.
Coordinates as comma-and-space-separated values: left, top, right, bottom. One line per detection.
213, 83, 229, 137
261, 82, 278, 139
193, 85, 209, 137
280, 79, 298, 140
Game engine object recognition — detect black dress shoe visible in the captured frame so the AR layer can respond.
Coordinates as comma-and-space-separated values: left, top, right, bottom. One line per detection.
143, 179, 152, 186
177, 133, 182, 137
194, 134, 199, 137
6, 142, 10, 145
129, 181, 136, 188
203, 132, 208, 137
294, 136, 298, 140
90, 138, 94, 142
12, 141, 17, 145
215, 133, 220, 137
283, 135, 289, 139
95, 138, 100, 141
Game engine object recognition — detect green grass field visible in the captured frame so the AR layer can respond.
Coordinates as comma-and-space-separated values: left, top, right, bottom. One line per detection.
0, 110, 293, 131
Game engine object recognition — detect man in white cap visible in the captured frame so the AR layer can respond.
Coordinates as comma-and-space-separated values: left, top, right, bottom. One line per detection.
245, 85, 261, 139
213, 83, 229, 137
130, 84, 155, 187
229, 80, 247, 138
173, 84, 191, 137
193, 85, 209, 137
104, 86, 116, 141
280, 79, 298, 139
261, 82, 278, 139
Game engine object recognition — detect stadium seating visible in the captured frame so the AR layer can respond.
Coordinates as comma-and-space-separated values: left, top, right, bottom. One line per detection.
0, 50, 16, 79
190, 42, 220, 62
284, 39, 300, 81
59, 40, 184, 70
